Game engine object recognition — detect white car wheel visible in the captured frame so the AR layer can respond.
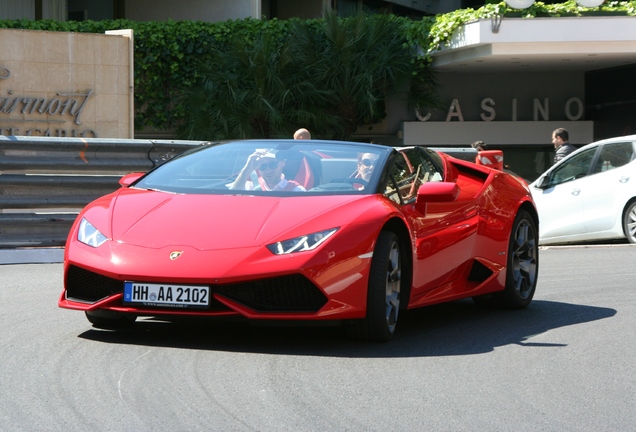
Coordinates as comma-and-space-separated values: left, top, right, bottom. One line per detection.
623, 200, 636, 244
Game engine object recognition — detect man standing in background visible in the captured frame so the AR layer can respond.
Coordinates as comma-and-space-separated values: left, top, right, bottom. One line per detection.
294, 128, 311, 140
552, 128, 576, 164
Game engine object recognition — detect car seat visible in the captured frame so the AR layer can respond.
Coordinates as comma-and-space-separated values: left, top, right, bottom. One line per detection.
281, 151, 317, 189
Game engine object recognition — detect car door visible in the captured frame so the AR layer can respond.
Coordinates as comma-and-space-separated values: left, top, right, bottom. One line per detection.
384, 148, 477, 298
531, 145, 598, 241
582, 141, 636, 232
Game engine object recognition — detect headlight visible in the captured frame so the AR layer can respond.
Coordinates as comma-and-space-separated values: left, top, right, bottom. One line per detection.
78, 218, 109, 248
267, 228, 339, 255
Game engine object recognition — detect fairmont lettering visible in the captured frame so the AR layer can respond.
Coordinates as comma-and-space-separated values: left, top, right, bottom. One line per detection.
0, 89, 93, 125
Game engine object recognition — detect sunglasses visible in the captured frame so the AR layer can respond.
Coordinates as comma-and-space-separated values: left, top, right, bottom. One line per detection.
360, 158, 377, 167
258, 161, 280, 171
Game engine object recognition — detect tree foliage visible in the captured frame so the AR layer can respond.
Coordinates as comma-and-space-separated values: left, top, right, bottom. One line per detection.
299, 11, 440, 140
177, 28, 340, 140
179, 11, 441, 140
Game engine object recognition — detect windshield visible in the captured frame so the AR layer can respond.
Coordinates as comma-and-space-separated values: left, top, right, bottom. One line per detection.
133, 140, 392, 195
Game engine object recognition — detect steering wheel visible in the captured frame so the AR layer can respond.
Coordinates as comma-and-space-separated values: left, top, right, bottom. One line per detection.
331, 178, 368, 187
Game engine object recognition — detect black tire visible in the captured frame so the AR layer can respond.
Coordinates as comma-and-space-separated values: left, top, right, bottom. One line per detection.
85, 310, 136, 330
474, 209, 538, 308
346, 231, 402, 342
623, 200, 636, 244
500, 209, 539, 308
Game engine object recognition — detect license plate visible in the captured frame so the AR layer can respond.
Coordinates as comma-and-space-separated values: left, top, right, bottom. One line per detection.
123, 282, 210, 309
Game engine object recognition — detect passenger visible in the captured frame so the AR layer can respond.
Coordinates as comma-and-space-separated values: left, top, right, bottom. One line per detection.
356, 152, 378, 182
350, 152, 378, 189
229, 150, 306, 191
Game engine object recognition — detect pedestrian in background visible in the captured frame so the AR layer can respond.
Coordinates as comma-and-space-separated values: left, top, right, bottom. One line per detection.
471, 140, 486, 152
293, 128, 311, 140
472, 140, 504, 170
552, 128, 576, 163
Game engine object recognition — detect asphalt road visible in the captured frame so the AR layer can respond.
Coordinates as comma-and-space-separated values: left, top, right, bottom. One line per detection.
1, 245, 635, 431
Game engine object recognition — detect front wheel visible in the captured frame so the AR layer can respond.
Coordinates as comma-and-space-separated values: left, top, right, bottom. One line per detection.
623, 200, 636, 244
346, 231, 402, 342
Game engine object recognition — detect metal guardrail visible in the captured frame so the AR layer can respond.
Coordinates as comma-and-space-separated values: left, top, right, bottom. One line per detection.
0, 136, 202, 248
0, 137, 476, 248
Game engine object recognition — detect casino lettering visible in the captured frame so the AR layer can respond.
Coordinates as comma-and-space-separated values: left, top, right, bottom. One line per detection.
416, 97, 585, 122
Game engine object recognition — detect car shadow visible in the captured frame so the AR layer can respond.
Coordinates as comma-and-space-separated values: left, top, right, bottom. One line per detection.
77, 299, 616, 358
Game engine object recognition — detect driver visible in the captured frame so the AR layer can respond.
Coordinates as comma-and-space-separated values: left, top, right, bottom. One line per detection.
229, 150, 306, 191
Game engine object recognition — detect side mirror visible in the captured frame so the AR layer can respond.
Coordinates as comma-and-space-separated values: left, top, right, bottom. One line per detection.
535, 175, 550, 190
415, 182, 460, 215
119, 172, 144, 187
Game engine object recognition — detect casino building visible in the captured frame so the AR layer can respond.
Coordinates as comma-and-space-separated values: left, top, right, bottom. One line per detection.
3, 0, 635, 181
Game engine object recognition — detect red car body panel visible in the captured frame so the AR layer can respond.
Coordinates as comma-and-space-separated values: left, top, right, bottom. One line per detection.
59, 140, 536, 327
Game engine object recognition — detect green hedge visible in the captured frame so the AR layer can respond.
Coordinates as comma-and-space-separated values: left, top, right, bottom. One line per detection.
1, 1, 634, 132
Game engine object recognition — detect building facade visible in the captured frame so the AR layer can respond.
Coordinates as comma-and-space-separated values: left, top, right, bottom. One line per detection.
402, 16, 636, 181
2, 0, 479, 22
3, 0, 635, 181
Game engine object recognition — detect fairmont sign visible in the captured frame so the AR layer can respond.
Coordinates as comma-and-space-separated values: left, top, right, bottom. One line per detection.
0, 67, 98, 138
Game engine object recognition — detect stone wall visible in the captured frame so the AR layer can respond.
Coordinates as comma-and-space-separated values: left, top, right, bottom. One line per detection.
0, 28, 133, 139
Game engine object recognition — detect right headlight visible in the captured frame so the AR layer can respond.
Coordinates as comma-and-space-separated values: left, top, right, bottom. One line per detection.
267, 228, 339, 255
77, 218, 109, 248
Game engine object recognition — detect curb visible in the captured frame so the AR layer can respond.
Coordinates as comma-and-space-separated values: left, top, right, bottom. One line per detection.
0, 248, 64, 265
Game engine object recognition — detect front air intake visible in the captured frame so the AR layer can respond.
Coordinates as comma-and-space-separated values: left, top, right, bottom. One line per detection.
215, 274, 327, 313
65, 265, 123, 303
467, 260, 494, 283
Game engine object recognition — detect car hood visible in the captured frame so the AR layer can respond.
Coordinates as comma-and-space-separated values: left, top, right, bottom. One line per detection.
102, 189, 377, 250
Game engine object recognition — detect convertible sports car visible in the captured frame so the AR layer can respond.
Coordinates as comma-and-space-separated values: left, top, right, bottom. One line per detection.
59, 140, 539, 341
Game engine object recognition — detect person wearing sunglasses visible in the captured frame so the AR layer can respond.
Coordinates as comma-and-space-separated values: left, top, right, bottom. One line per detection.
229, 149, 306, 191
351, 152, 379, 190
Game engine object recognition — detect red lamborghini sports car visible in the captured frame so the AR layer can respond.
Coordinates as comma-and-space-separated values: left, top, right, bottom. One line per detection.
59, 140, 539, 341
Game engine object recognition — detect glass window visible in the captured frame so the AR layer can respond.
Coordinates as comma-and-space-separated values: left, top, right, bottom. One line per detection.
547, 147, 596, 188
383, 147, 443, 204
593, 141, 635, 173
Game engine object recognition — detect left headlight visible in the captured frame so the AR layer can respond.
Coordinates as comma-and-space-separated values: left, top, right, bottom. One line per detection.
78, 218, 109, 248
267, 228, 339, 255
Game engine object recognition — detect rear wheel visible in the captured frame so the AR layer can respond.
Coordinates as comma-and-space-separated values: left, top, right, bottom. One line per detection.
85, 310, 136, 330
346, 231, 402, 342
623, 200, 636, 244
500, 210, 539, 308
473, 209, 538, 308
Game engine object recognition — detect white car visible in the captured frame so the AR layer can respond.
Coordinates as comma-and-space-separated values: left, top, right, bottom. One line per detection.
530, 134, 636, 245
